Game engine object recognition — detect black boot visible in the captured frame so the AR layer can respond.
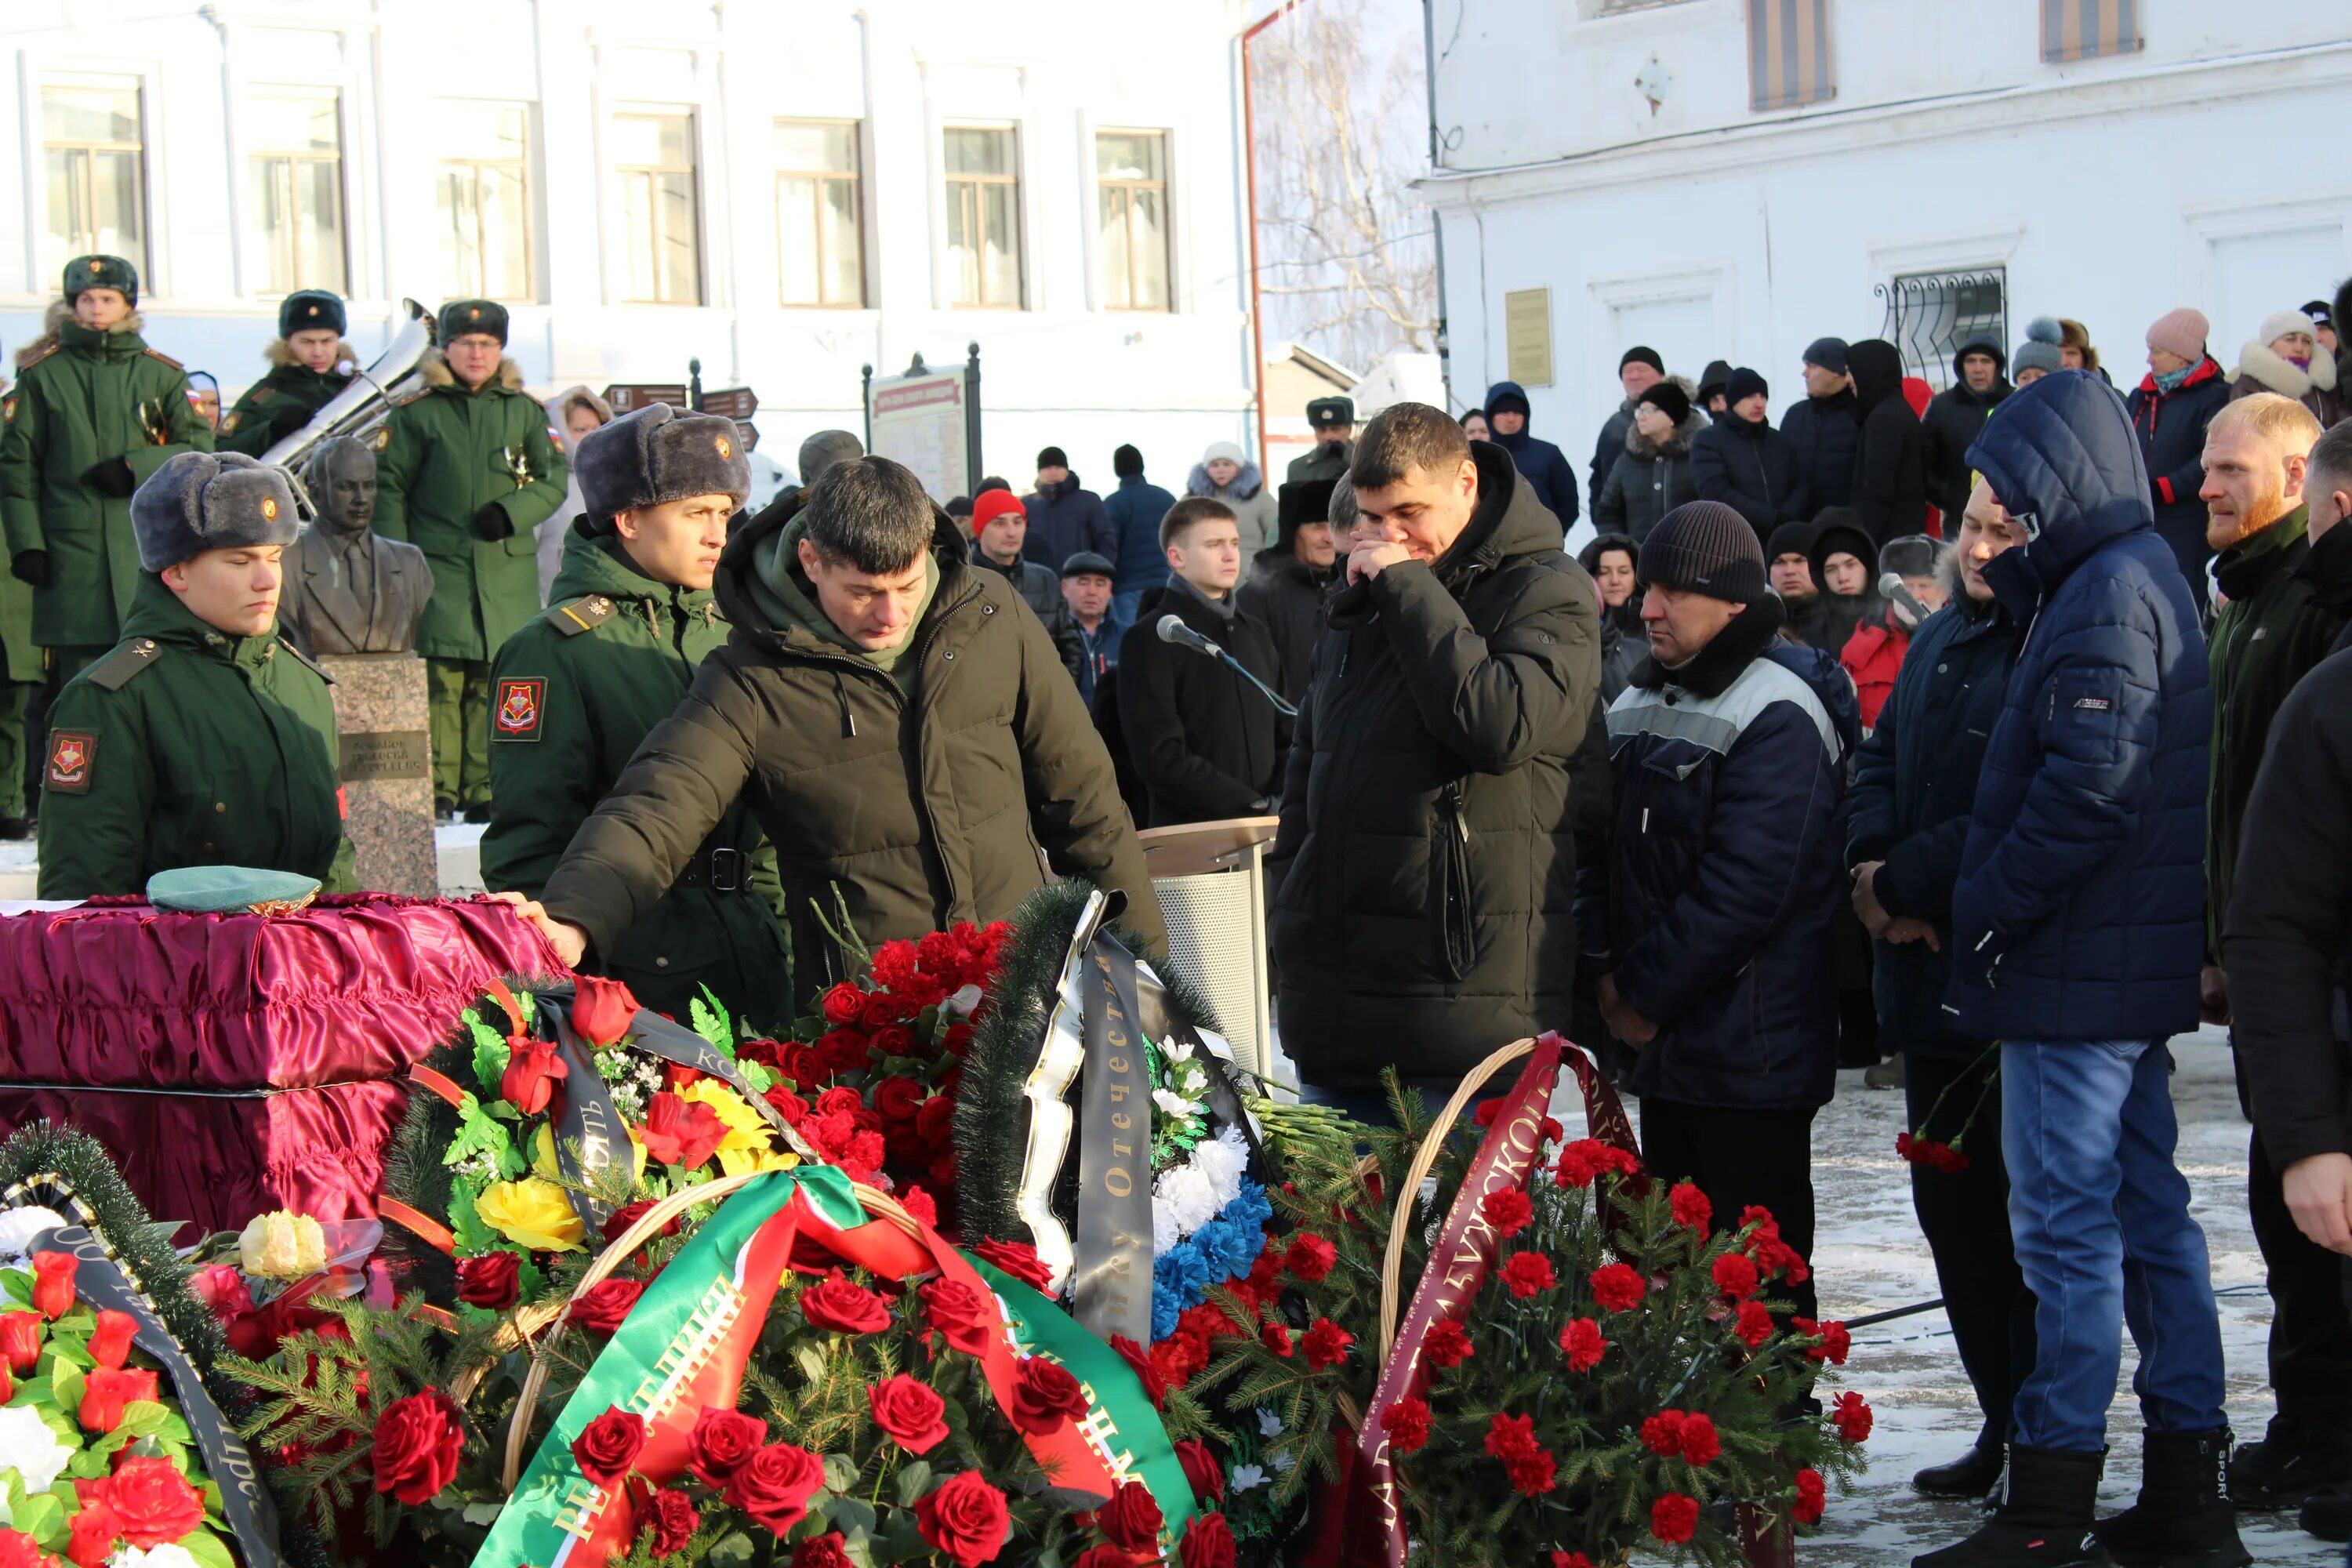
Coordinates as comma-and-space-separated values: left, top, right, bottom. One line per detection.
1915, 1443, 2006, 1498
2299, 1488, 2352, 1543
2228, 1420, 2352, 1508
1913, 1444, 2111, 1567
2094, 1428, 2250, 1568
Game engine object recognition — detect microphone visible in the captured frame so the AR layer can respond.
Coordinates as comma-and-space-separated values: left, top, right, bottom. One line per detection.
1157, 613, 1219, 654
1155, 613, 1299, 718
1879, 571, 1933, 629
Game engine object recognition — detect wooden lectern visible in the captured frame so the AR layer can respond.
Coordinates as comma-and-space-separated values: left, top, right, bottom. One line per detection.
1134, 815, 1280, 1081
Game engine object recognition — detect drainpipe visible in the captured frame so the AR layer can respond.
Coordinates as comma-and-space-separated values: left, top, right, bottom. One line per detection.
1423, 0, 1450, 403
1240, 1, 1305, 474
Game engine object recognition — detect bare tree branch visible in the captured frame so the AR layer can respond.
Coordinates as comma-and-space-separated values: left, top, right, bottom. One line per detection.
1250, 0, 1436, 372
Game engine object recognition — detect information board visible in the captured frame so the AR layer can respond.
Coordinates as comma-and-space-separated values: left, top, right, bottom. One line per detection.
868, 366, 971, 500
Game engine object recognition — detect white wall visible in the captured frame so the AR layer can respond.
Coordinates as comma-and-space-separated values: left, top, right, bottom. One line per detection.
0, 0, 1258, 495
1423, 1, 2352, 474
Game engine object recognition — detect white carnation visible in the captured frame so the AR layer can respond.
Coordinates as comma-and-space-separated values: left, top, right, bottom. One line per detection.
1189, 1126, 1250, 1213
1153, 1162, 1219, 1241
0, 1404, 72, 1495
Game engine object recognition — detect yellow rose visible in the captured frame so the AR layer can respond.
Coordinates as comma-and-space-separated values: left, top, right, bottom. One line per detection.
238, 1210, 327, 1279
675, 1080, 785, 1174
475, 1178, 585, 1252
532, 1123, 560, 1181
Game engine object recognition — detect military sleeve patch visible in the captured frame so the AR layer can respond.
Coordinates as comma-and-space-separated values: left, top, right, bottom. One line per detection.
369, 426, 391, 452
219, 410, 240, 434
45, 731, 96, 794
547, 423, 565, 453
493, 677, 546, 742
2, 396, 15, 423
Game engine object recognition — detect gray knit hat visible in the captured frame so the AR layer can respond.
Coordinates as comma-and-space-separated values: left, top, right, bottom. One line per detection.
1635, 501, 1768, 603
2013, 318, 2065, 378
574, 403, 750, 534
131, 452, 300, 571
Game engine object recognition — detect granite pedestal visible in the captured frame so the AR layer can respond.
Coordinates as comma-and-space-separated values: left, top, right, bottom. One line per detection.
321, 652, 436, 895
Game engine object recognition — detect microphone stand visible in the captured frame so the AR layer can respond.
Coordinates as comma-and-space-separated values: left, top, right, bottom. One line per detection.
1210, 646, 1298, 719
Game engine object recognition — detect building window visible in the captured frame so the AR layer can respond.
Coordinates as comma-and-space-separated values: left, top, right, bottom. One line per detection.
943, 126, 1022, 309
1096, 131, 1171, 312
435, 102, 534, 301
1746, 0, 1834, 112
249, 94, 347, 296
775, 120, 865, 308
42, 82, 148, 281
2042, 0, 2142, 62
612, 111, 702, 305
1878, 267, 2009, 390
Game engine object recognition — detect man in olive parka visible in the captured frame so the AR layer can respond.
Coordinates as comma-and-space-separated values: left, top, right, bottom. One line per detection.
217, 289, 356, 458
482, 405, 789, 1027
372, 299, 566, 818
36, 451, 355, 898
0, 256, 214, 677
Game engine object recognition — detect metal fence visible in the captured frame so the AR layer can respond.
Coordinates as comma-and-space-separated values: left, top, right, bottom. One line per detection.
1877, 268, 2009, 390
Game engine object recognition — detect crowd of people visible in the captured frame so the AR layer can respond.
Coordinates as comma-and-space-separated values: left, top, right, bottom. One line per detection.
10, 249, 2352, 1566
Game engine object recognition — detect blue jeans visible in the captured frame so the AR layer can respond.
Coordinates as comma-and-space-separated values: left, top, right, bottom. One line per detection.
2002, 1039, 2227, 1452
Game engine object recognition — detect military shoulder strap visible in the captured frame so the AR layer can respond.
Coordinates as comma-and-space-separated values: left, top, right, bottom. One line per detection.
277, 637, 334, 686
16, 344, 58, 374
545, 594, 617, 637
85, 638, 163, 692
141, 347, 185, 372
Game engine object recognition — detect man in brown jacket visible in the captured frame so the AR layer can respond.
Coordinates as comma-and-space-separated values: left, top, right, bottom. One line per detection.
509, 455, 1164, 996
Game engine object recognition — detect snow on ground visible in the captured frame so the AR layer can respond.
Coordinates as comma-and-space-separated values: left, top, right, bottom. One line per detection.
1539, 1028, 2336, 1566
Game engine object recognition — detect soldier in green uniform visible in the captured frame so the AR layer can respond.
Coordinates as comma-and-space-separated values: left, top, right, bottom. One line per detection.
36, 451, 356, 899
482, 405, 789, 1025
217, 289, 354, 458
372, 299, 566, 821
0, 256, 214, 687
1286, 396, 1355, 483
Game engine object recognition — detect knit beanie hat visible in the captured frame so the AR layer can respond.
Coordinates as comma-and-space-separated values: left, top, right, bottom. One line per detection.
1619, 345, 1664, 375
1726, 367, 1769, 405
1801, 337, 1849, 376
1765, 519, 1818, 564
1036, 445, 1069, 470
2013, 318, 2065, 377
2146, 307, 2209, 362
1636, 501, 1767, 603
971, 488, 1026, 535
1112, 443, 1144, 479
2259, 308, 2320, 348
1639, 379, 1693, 426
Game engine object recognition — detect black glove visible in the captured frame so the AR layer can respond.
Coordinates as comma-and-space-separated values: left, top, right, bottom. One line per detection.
470, 503, 514, 541
11, 551, 51, 589
83, 459, 135, 498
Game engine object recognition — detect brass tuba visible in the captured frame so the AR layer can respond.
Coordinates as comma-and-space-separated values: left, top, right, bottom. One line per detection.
263, 297, 436, 510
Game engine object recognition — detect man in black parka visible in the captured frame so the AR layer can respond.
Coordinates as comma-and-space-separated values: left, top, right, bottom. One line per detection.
1271, 404, 1601, 1119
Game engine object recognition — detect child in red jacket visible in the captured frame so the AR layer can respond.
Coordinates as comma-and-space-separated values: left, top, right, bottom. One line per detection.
1842, 535, 1946, 730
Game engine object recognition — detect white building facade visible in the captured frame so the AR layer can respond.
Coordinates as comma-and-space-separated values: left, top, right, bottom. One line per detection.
1, 0, 1260, 490
1424, 0, 2352, 486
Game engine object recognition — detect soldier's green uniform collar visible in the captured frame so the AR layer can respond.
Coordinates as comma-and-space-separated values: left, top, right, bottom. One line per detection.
549, 528, 719, 617
120, 572, 289, 669
57, 317, 147, 361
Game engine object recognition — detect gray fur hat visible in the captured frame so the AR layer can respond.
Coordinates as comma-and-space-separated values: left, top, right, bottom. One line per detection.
574, 403, 751, 533
131, 452, 300, 572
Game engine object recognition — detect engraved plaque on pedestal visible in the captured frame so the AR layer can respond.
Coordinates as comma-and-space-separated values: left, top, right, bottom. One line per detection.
321, 652, 436, 896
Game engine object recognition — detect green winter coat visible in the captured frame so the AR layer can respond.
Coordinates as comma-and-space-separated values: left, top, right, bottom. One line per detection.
0, 310, 213, 649
34, 574, 358, 899
217, 338, 357, 458
1286, 440, 1352, 485
372, 353, 566, 662
482, 527, 791, 1028
2208, 505, 2346, 956
537, 495, 1166, 1000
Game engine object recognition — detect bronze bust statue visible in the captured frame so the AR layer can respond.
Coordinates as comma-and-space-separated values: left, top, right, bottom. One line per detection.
286, 436, 433, 655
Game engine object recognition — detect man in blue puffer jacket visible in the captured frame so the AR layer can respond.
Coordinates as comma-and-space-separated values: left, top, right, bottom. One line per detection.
1585, 500, 1849, 1323
1922, 370, 2241, 1568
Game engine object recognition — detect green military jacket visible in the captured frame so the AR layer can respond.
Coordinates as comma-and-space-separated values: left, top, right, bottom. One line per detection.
483, 528, 789, 1027
35, 574, 358, 899
372, 353, 566, 662
1287, 440, 1352, 485
2208, 505, 2346, 955
0, 312, 212, 648
217, 339, 356, 458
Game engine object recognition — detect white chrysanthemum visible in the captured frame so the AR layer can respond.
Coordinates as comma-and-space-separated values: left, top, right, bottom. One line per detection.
0, 1404, 72, 1495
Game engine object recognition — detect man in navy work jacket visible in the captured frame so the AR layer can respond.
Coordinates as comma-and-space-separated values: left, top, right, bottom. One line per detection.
1921, 369, 2241, 1568
1586, 499, 1849, 1324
